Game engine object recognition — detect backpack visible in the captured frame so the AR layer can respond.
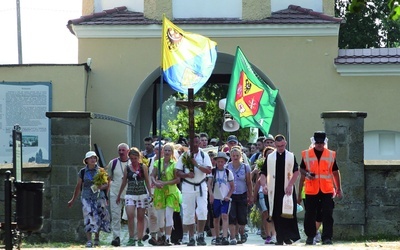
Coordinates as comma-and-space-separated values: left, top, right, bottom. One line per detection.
211, 168, 230, 192
110, 158, 119, 180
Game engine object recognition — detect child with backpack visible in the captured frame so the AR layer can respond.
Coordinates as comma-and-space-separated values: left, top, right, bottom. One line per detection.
207, 152, 234, 245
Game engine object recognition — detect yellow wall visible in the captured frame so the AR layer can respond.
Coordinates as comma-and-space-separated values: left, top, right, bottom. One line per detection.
76, 34, 400, 161
0, 65, 87, 111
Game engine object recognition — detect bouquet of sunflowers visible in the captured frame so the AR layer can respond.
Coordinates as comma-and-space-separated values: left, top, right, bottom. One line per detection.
182, 152, 195, 172
91, 168, 108, 194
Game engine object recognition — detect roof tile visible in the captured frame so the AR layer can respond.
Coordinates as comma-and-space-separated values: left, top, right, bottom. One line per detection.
65, 5, 400, 66
335, 48, 400, 65
67, 4, 342, 28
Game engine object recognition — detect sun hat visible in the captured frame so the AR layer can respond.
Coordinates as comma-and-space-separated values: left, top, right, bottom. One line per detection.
214, 152, 229, 162
83, 151, 98, 164
264, 134, 275, 142
210, 138, 218, 143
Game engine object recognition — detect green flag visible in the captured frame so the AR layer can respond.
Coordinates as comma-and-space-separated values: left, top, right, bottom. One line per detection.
226, 47, 278, 135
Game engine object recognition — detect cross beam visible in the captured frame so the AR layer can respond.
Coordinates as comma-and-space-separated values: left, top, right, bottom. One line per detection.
175, 88, 206, 151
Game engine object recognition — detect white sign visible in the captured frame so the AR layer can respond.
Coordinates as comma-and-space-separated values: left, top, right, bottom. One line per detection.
0, 82, 51, 167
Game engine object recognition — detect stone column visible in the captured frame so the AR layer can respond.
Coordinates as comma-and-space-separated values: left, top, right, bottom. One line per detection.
45, 111, 93, 242
321, 111, 367, 239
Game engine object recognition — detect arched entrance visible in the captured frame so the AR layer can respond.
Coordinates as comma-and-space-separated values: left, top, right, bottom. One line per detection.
128, 52, 290, 148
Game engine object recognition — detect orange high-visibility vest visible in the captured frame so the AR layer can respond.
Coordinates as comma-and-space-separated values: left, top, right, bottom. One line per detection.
302, 148, 336, 195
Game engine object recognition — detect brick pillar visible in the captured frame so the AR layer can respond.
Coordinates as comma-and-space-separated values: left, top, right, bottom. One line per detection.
321, 111, 367, 239
45, 111, 93, 242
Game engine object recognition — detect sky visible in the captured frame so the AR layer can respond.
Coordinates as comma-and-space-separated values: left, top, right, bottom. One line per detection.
0, 0, 82, 65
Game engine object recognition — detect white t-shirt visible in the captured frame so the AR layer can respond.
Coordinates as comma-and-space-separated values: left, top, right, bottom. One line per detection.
209, 168, 234, 199
175, 149, 212, 192
107, 158, 130, 197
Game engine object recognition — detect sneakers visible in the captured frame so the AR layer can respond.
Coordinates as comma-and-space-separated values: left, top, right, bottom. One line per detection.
284, 239, 292, 245
111, 237, 120, 247
235, 235, 241, 244
270, 235, 277, 244
215, 237, 222, 245
211, 238, 216, 245
93, 239, 99, 247
142, 234, 150, 241
211, 238, 217, 245
85, 241, 93, 248
137, 240, 144, 247
322, 239, 333, 245
157, 235, 166, 246
182, 234, 189, 244
221, 237, 230, 245
148, 237, 158, 246
240, 233, 247, 243
229, 238, 237, 245
126, 238, 136, 246
306, 237, 316, 245
164, 239, 172, 246
314, 231, 321, 243
196, 235, 206, 246
264, 236, 271, 244
187, 238, 196, 246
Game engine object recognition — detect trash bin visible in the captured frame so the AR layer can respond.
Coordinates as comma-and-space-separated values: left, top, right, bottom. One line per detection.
14, 181, 44, 232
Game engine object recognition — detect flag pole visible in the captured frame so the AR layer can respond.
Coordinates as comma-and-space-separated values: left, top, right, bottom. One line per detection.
156, 15, 167, 179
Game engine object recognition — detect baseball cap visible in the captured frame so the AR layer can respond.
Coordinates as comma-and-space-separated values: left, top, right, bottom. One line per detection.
227, 135, 238, 143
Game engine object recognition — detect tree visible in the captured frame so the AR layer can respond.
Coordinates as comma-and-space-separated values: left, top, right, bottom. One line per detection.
338, 0, 400, 48
349, 0, 400, 20
159, 82, 251, 145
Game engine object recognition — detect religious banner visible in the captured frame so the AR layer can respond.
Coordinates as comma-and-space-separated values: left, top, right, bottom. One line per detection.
161, 16, 217, 95
225, 47, 278, 135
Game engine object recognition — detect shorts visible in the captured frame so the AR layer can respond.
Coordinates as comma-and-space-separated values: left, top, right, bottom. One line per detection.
229, 193, 248, 225
258, 192, 269, 212
125, 194, 150, 208
213, 199, 231, 218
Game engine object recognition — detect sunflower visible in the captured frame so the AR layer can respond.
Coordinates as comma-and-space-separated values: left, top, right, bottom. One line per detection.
182, 152, 195, 172
93, 168, 108, 186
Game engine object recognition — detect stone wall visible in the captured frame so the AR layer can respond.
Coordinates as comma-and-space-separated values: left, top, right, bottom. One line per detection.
364, 162, 400, 237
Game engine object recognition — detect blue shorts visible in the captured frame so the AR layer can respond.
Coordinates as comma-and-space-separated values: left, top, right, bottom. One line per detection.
258, 192, 269, 212
212, 199, 231, 218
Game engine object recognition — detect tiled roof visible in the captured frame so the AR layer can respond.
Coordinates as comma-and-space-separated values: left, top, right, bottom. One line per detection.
335, 48, 400, 64
67, 5, 400, 66
67, 5, 342, 28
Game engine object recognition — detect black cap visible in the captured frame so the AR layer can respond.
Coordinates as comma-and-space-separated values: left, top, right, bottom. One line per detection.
313, 131, 326, 143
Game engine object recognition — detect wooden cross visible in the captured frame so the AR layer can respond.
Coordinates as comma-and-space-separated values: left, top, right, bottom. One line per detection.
175, 88, 206, 151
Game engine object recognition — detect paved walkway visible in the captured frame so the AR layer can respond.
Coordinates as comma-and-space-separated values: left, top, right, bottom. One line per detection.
21, 222, 399, 249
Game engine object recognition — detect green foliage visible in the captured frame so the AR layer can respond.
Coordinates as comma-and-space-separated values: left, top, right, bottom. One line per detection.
337, 0, 400, 48
249, 205, 261, 227
159, 83, 251, 144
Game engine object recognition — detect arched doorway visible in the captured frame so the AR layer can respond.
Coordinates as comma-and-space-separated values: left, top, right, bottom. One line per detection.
128, 52, 290, 148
